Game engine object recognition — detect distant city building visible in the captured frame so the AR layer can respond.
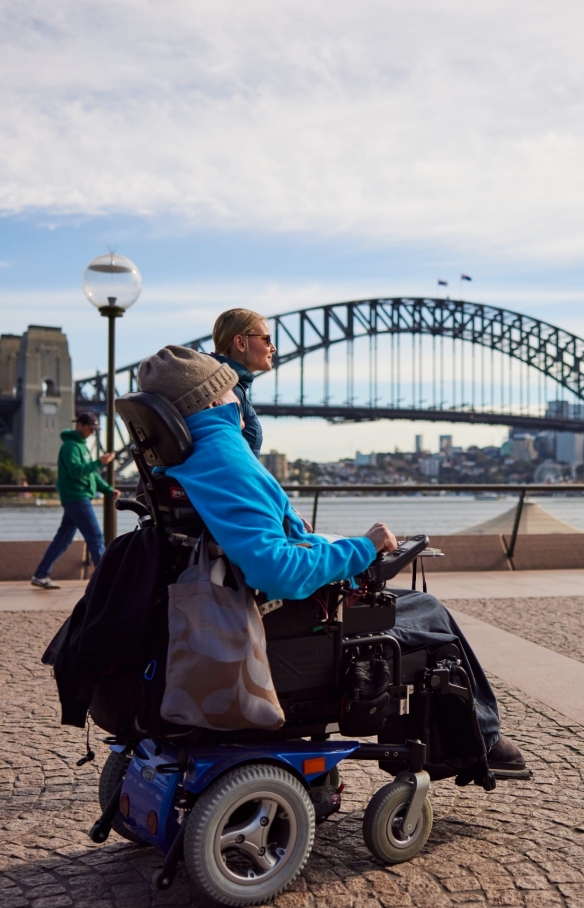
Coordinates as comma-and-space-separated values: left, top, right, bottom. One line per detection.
534, 431, 555, 460
500, 439, 512, 457
355, 451, 377, 466
439, 435, 452, 454
414, 434, 423, 454
545, 400, 584, 421
482, 445, 501, 459
419, 453, 443, 477
546, 400, 570, 419
260, 449, 289, 482
509, 432, 537, 462
555, 432, 584, 466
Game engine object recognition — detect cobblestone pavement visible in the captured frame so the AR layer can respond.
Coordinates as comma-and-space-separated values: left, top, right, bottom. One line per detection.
2, 610, 584, 908
445, 597, 584, 665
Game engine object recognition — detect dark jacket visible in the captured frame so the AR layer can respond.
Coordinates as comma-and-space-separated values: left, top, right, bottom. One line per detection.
44, 526, 173, 728
56, 429, 114, 503
212, 354, 263, 457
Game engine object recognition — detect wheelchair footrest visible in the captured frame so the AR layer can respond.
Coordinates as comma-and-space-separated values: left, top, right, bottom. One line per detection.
492, 767, 532, 781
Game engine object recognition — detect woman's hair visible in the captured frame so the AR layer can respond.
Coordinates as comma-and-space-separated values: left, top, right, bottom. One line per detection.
212, 308, 265, 356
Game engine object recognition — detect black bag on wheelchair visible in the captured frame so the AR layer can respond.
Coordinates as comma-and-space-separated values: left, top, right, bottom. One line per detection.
340, 650, 392, 737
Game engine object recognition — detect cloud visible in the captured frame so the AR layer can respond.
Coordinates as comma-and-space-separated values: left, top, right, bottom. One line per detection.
1, 0, 584, 262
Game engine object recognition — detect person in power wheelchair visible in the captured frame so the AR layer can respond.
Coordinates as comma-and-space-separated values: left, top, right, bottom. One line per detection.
136, 345, 526, 778
69, 344, 530, 908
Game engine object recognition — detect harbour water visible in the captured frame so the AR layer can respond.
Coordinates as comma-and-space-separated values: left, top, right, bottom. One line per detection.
1, 495, 583, 540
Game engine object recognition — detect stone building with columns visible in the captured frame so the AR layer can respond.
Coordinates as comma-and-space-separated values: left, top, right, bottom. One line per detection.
0, 326, 73, 467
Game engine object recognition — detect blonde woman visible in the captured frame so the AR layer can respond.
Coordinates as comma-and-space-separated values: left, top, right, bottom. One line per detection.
212, 309, 276, 457
212, 308, 313, 531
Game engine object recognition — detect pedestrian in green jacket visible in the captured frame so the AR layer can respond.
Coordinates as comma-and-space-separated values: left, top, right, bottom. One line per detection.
32, 412, 119, 589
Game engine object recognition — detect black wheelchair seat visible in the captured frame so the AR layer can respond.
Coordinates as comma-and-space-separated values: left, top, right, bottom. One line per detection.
116, 391, 193, 467
116, 392, 204, 534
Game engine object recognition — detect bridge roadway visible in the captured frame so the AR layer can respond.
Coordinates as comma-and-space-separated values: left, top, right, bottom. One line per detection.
1, 572, 584, 907
255, 402, 584, 432
74, 394, 584, 432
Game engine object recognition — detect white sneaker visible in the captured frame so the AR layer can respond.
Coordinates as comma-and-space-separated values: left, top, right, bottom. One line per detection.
31, 576, 61, 590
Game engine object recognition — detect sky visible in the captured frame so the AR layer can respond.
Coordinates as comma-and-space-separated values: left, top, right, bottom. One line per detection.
2, 0, 584, 459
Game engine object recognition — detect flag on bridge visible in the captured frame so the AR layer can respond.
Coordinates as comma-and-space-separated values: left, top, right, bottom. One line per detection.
461, 274, 472, 281
437, 279, 448, 286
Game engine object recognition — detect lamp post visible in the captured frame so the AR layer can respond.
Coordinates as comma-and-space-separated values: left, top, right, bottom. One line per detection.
83, 253, 142, 545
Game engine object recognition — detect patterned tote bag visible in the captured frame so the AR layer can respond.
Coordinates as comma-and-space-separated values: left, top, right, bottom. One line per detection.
161, 536, 284, 731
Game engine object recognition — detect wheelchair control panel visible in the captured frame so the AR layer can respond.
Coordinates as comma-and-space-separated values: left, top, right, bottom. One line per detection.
359, 534, 431, 589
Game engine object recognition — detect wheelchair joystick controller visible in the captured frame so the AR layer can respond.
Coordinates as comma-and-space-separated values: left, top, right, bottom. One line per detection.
358, 534, 431, 590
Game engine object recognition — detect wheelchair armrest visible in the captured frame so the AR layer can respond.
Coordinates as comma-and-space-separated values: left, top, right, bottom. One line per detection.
115, 498, 150, 518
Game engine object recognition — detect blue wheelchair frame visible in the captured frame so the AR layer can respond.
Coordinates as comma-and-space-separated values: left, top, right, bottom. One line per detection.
113, 738, 360, 853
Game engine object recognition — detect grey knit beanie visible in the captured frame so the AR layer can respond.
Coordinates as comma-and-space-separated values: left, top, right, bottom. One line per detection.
137, 345, 239, 418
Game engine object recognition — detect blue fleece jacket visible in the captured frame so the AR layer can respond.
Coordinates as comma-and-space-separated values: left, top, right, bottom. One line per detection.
166, 403, 377, 601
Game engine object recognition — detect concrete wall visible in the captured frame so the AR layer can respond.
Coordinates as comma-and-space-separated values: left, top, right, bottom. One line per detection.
502, 534, 584, 570
0, 334, 23, 459
13, 326, 74, 467
2, 534, 584, 580
0, 334, 21, 395
420, 535, 511, 572
400, 534, 584, 572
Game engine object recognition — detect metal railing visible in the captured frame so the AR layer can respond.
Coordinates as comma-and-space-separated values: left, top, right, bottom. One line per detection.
2, 482, 584, 558
281, 484, 584, 558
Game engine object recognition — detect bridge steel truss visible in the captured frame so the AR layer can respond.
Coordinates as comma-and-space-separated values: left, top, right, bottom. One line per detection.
75, 298, 584, 465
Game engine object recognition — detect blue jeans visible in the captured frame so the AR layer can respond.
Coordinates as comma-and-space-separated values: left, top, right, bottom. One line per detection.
389, 589, 500, 750
34, 499, 106, 578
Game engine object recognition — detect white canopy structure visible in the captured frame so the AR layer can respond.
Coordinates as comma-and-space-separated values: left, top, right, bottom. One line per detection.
460, 499, 583, 536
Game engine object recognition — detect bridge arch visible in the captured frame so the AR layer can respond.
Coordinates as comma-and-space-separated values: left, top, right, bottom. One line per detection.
265, 298, 584, 397
75, 298, 584, 455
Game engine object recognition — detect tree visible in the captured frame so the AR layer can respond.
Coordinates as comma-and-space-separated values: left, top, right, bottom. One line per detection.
0, 445, 18, 484
0, 446, 57, 485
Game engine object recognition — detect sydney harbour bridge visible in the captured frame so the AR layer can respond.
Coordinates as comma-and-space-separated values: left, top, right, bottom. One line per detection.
74, 298, 584, 466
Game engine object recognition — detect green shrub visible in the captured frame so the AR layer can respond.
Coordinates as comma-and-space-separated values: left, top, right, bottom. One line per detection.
0, 446, 57, 485
23, 465, 57, 485
0, 445, 18, 484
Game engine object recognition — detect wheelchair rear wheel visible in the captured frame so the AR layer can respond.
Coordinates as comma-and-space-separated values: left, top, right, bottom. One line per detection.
98, 752, 146, 845
183, 763, 315, 907
363, 781, 433, 864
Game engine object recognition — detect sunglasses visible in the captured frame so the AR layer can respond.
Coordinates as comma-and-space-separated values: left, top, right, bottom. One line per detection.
246, 333, 273, 346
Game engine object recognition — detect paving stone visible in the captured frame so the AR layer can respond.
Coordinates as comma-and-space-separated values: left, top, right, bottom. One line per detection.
29, 898, 73, 908
2, 608, 584, 908
273, 893, 314, 908
23, 886, 67, 899
0, 896, 30, 908
483, 892, 524, 906
523, 893, 563, 907
445, 596, 584, 664
443, 877, 482, 893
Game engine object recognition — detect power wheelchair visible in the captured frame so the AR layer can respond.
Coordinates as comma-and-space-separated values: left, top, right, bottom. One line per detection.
86, 391, 512, 907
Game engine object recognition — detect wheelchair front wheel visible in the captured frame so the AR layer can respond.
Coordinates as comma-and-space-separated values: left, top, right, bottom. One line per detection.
363, 781, 433, 864
183, 763, 315, 907
98, 752, 146, 845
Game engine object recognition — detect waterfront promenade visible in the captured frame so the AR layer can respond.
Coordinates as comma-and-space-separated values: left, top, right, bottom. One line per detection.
1, 573, 584, 908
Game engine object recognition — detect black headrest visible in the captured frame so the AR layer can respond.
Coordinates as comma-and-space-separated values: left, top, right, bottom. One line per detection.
115, 392, 194, 467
